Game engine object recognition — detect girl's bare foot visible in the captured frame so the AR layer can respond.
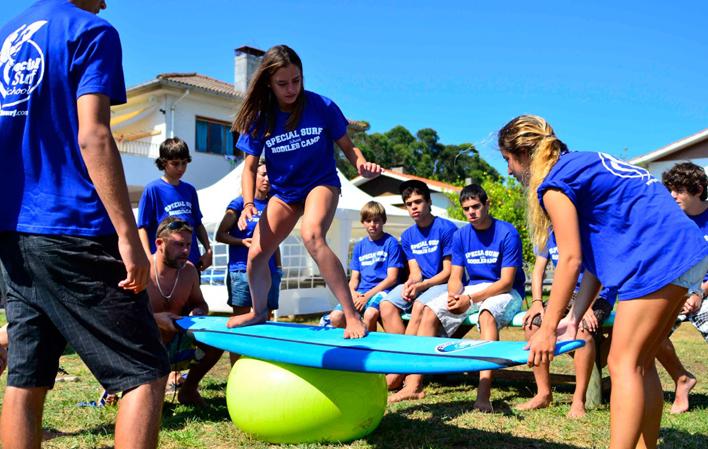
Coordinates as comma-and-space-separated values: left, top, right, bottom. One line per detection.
671, 373, 697, 414
226, 311, 267, 328
567, 400, 586, 418
515, 393, 552, 410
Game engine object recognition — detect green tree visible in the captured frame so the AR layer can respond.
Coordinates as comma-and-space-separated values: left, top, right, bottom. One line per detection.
447, 176, 534, 268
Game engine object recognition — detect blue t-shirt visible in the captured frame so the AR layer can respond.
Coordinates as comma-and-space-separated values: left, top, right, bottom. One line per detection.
451, 218, 526, 297
225, 196, 276, 272
542, 230, 616, 306
687, 207, 708, 282
349, 233, 404, 294
538, 151, 708, 300
236, 91, 347, 203
0, 0, 126, 236
137, 179, 203, 265
400, 216, 458, 280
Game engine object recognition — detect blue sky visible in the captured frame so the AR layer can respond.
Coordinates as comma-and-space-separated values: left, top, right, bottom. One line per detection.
3, 1, 707, 173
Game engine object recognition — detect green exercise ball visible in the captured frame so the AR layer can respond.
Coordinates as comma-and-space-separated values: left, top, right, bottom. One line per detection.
225, 357, 387, 444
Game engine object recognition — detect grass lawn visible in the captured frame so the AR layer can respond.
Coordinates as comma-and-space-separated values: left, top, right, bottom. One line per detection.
0, 312, 706, 449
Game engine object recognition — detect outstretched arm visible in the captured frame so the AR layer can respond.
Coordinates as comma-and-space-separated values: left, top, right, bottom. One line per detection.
336, 134, 383, 178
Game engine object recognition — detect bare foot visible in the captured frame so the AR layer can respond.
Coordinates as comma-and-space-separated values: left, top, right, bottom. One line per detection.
344, 318, 367, 339
473, 399, 494, 413
388, 386, 425, 404
226, 311, 267, 328
178, 386, 207, 407
515, 393, 552, 411
386, 374, 405, 391
567, 400, 586, 418
671, 373, 697, 414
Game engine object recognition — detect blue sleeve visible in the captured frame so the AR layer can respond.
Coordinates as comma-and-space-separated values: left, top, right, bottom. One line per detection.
386, 238, 405, 269
451, 230, 466, 267
440, 222, 457, 257
400, 231, 414, 261
137, 186, 154, 229
323, 97, 348, 141
350, 240, 362, 272
534, 244, 549, 259
72, 26, 126, 105
236, 129, 265, 157
190, 185, 203, 225
501, 228, 523, 269
227, 197, 244, 214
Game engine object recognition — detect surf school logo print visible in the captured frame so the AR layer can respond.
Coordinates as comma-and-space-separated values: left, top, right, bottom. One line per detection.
265, 127, 323, 154
0, 21, 47, 117
435, 340, 488, 353
599, 152, 657, 185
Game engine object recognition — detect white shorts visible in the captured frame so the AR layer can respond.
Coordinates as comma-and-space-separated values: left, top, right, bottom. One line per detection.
424, 283, 523, 337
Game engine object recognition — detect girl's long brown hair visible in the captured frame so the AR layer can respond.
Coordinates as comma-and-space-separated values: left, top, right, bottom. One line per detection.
498, 114, 568, 250
232, 45, 305, 138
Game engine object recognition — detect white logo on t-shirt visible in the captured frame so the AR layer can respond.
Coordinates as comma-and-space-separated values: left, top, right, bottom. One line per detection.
0, 21, 47, 116
599, 152, 657, 185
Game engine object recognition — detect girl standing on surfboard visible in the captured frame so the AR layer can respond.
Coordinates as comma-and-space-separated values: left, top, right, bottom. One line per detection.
498, 114, 708, 449
229, 45, 383, 338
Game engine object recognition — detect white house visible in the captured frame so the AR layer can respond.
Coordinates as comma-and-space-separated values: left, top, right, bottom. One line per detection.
630, 128, 708, 177
110, 46, 265, 204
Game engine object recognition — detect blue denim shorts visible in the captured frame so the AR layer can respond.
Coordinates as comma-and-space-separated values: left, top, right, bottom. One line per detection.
227, 268, 282, 310
380, 283, 449, 313
332, 291, 385, 312
670, 256, 708, 296
0, 232, 169, 393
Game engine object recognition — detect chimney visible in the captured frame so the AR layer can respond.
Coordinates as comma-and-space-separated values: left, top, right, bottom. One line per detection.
234, 46, 265, 94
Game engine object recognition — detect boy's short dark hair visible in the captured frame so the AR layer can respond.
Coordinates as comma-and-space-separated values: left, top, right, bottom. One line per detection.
399, 179, 431, 203
155, 137, 192, 170
360, 201, 387, 224
662, 162, 708, 201
459, 183, 488, 205
156, 217, 193, 239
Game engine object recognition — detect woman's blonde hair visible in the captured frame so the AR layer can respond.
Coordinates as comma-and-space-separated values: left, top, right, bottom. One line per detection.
498, 114, 568, 250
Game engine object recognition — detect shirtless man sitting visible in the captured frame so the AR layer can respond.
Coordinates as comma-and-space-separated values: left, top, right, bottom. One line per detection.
146, 217, 223, 406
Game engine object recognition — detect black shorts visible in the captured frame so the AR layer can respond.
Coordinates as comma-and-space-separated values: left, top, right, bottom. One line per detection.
0, 232, 169, 393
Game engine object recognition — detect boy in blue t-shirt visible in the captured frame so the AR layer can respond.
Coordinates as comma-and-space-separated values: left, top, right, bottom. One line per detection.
657, 162, 708, 413
390, 184, 525, 408
137, 137, 212, 270
328, 202, 404, 332
379, 180, 457, 389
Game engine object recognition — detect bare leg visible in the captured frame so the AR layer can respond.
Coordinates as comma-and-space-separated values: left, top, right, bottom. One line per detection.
516, 324, 553, 410
114, 376, 167, 449
474, 311, 498, 413
363, 308, 380, 332
178, 345, 224, 407
228, 197, 300, 328
607, 284, 686, 449
656, 337, 696, 414
328, 310, 346, 328
0, 386, 47, 449
380, 300, 406, 334
229, 305, 252, 365
388, 306, 441, 403
568, 329, 596, 418
300, 186, 365, 339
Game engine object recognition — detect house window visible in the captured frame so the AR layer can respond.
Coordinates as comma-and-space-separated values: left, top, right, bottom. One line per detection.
195, 117, 235, 155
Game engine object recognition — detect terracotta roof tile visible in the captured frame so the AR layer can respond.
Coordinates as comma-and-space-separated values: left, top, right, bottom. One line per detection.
156, 73, 240, 98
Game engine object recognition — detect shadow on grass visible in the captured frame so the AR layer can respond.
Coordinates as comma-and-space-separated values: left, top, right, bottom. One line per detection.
366, 400, 579, 449
660, 428, 708, 449
663, 391, 708, 410
160, 395, 230, 430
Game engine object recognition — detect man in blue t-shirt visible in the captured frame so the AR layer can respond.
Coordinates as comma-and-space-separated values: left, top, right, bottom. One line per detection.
328, 202, 404, 331
657, 162, 708, 414
381, 179, 458, 390
0, 2, 169, 448
389, 184, 524, 408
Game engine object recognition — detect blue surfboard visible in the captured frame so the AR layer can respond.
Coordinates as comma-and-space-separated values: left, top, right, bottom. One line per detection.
177, 316, 584, 374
